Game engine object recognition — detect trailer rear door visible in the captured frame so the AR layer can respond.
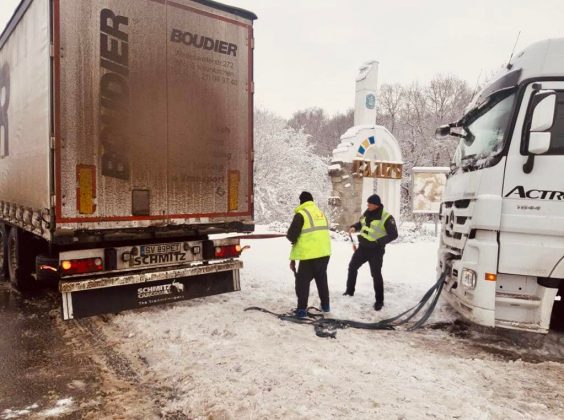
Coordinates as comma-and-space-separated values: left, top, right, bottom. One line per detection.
55, 0, 254, 230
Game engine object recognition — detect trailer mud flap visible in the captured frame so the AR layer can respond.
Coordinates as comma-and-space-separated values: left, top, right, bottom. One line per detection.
60, 262, 241, 319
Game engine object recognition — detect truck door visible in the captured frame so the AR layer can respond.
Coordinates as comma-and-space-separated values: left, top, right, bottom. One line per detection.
500, 81, 564, 278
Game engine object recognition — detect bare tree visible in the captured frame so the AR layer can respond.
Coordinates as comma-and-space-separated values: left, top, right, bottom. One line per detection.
375, 75, 473, 220
378, 84, 404, 132
287, 107, 353, 157
255, 75, 473, 223
254, 108, 331, 224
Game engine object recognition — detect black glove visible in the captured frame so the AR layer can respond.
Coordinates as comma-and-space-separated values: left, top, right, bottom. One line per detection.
289, 260, 296, 273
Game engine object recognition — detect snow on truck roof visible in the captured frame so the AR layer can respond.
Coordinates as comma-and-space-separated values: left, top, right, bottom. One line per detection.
469, 38, 564, 110
0, 0, 256, 50
508, 37, 564, 81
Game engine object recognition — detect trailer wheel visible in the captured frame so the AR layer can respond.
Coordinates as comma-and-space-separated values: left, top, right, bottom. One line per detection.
7, 227, 34, 290
0, 225, 7, 279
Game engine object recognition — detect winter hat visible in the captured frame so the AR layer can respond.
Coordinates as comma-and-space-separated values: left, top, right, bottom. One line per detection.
299, 191, 314, 204
367, 194, 381, 205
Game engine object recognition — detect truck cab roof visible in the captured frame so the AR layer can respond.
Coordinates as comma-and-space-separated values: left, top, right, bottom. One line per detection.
468, 38, 564, 113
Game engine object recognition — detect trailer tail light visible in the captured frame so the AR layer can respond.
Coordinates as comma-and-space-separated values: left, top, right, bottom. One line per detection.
60, 257, 104, 275
215, 244, 242, 258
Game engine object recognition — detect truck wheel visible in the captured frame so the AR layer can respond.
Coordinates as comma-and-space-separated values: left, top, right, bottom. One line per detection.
0, 225, 7, 279
7, 227, 34, 290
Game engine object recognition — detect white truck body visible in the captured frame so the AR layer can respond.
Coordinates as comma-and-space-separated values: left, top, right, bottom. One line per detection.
0, 0, 256, 319
437, 39, 564, 333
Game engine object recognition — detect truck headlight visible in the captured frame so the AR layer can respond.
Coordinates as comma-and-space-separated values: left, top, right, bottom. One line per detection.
461, 268, 477, 289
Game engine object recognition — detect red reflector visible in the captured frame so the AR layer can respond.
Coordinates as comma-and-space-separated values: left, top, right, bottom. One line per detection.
60, 258, 104, 275
214, 245, 241, 258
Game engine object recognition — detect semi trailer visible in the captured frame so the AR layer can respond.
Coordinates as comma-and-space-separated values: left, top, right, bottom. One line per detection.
0, 0, 256, 319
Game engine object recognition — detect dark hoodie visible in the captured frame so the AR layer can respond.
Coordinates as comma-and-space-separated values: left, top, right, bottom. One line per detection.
351, 206, 398, 249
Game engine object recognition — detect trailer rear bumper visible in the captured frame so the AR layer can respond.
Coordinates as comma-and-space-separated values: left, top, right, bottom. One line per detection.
60, 260, 242, 320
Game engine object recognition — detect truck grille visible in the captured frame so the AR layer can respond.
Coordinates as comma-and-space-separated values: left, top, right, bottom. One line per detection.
440, 200, 473, 252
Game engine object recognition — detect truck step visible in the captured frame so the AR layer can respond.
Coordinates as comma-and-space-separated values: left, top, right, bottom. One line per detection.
495, 292, 541, 308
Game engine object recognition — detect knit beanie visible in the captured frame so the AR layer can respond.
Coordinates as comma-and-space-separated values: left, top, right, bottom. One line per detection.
367, 194, 381, 205
299, 191, 314, 204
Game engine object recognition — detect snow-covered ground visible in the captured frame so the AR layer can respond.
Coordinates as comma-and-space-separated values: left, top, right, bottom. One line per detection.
98, 229, 564, 419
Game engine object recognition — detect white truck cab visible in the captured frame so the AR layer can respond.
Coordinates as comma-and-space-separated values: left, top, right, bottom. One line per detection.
437, 38, 564, 333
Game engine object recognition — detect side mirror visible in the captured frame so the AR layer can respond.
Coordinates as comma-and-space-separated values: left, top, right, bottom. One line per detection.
435, 125, 451, 139
527, 90, 556, 154
528, 132, 551, 154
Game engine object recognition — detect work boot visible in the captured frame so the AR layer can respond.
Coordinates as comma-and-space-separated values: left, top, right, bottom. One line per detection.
342, 290, 354, 296
294, 308, 307, 318
374, 302, 383, 311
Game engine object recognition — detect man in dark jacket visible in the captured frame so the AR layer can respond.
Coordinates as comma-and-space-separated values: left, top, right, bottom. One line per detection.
344, 194, 398, 311
286, 191, 331, 318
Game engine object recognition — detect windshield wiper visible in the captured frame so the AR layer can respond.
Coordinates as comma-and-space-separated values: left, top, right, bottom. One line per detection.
460, 154, 478, 170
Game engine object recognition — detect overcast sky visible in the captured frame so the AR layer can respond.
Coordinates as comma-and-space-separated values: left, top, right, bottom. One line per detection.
1, 0, 563, 118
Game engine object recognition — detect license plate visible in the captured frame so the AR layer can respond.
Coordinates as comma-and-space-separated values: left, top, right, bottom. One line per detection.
140, 242, 182, 256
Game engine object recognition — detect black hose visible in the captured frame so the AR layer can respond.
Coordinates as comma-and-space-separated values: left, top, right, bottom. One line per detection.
245, 270, 450, 338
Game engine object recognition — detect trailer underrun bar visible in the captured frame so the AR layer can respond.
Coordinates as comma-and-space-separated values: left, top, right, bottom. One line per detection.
61, 260, 242, 319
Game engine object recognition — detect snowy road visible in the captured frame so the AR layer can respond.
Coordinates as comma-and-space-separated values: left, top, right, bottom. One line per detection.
72, 234, 564, 419
2, 234, 563, 419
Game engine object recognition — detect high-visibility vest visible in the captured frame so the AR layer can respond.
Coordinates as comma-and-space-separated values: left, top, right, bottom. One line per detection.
359, 209, 391, 242
289, 201, 331, 261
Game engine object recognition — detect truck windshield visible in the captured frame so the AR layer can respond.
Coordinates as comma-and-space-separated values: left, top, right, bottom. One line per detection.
454, 91, 516, 169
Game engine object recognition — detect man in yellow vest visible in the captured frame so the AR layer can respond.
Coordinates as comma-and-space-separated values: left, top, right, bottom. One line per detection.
344, 194, 398, 311
286, 191, 331, 318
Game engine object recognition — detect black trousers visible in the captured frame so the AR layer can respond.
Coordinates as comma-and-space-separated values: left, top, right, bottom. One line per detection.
346, 246, 385, 303
295, 256, 330, 310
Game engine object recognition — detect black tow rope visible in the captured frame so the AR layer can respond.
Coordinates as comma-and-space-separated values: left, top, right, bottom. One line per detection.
245, 270, 448, 339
